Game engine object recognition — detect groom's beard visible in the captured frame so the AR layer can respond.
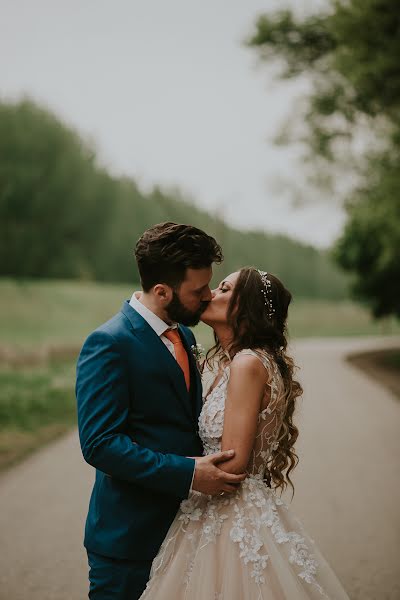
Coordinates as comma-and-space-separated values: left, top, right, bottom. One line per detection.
166, 290, 209, 326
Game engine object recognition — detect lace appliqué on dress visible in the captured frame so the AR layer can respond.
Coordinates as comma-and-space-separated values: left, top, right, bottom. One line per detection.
231, 479, 328, 597
186, 349, 328, 597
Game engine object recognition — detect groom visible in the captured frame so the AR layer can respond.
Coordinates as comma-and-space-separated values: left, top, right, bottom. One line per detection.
76, 222, 246, 599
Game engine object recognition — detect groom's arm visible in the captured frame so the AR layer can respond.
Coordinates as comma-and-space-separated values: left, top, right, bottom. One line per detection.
76, 330, 195, 499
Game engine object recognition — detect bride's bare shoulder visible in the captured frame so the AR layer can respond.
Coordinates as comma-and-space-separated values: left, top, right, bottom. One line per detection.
230, 350, 269, 380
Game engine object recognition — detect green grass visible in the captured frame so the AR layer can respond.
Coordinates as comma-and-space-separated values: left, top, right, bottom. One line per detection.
192, 299, 400, 349
286, 298, 400, 339
0, 358, 76, 470
347, 348, 400, 400
0, 277, 399, 472
1, 278, 399, 353
0, 278, 133, 350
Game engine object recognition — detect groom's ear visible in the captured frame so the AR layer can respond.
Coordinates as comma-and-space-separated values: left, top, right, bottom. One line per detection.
153, 283, 173, 303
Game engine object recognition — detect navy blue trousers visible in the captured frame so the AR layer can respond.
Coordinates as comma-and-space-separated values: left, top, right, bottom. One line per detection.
87, 550, 152, 600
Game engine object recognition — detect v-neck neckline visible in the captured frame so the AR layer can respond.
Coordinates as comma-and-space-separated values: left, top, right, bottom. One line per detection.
203, 362, 230, 402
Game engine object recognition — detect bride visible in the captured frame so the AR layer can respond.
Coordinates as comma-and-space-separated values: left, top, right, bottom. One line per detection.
139, 267, 350, 599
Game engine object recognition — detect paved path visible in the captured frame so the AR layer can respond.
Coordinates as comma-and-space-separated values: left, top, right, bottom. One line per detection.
0, 336, 399, 599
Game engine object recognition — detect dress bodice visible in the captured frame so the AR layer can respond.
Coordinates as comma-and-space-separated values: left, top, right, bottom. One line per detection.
198, 348, 287, 480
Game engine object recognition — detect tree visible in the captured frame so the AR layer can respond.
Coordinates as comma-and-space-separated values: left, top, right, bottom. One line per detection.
0, 98, 112, 278
334, 152, 400, 317
248, 0, 400, 317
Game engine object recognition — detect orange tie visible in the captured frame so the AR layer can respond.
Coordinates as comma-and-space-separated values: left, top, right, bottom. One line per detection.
163, 329, 191, 391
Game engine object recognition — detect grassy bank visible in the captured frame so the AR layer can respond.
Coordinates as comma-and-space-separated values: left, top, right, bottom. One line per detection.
0, 358, 76, 471
347, 348, 400, 400
0, 277, 399, 472
0, 278, 133, 351
1, 278, 399, 353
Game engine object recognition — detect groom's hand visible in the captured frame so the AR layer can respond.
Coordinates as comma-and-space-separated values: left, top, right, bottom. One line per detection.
191, 450, 246, 495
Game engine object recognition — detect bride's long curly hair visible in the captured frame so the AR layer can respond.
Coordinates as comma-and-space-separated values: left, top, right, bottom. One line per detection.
205, 267, 302, 498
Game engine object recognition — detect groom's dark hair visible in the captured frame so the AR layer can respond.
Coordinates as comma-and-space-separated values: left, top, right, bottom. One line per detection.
135, 222, 223, 291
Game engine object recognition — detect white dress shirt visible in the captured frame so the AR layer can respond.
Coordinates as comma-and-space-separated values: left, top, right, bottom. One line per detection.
129, 291, 196, 492
129, 291, 180, 354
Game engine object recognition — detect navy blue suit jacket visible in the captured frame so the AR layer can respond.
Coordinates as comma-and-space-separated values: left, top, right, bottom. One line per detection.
76, 300, 204, 560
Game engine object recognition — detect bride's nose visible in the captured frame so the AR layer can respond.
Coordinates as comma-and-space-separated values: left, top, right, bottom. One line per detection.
211, 289, 217, 298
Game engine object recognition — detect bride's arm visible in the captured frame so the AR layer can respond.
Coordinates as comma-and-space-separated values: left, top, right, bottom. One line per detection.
218, 354, 269, 475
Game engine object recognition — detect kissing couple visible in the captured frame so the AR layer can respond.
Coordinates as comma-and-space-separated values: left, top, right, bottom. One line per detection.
76, 222, 350, 599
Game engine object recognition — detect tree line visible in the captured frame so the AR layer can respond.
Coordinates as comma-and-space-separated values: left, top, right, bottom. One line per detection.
0, 98, 348, 300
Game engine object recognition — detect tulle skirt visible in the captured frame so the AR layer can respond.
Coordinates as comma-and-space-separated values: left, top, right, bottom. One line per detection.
139, 477, 350, 599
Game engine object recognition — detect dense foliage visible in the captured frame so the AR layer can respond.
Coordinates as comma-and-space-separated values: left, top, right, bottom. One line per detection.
249, 0, 400, 316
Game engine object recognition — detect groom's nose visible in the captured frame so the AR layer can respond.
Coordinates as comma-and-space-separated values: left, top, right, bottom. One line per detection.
202, 287, 213, 302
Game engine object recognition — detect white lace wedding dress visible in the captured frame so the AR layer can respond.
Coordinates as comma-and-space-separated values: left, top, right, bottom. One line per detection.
139, 349, 350, 599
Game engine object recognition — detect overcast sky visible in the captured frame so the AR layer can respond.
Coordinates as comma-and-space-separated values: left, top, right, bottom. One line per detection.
1, 0, 345, 248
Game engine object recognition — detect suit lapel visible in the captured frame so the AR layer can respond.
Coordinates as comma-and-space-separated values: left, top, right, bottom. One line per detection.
121, 301, 193, 419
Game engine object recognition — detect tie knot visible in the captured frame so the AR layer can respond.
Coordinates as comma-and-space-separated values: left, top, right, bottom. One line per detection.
163, 328, 182, 345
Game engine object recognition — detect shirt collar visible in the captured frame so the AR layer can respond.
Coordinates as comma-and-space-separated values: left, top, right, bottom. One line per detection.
129, 291, 177, 337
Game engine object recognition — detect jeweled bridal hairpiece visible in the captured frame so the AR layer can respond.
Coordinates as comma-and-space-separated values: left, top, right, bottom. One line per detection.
257, 269, 276, 319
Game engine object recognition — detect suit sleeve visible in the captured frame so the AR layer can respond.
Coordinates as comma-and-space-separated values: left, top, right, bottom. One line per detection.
76, 330, 195, 499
